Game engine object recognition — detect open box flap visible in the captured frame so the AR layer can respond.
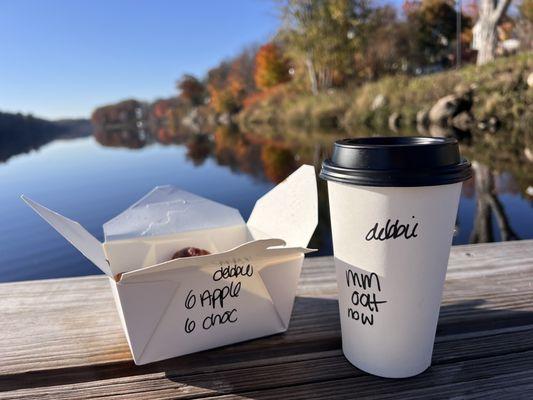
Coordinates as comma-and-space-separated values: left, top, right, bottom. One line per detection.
248, 165, 318, 248
103, 185, 245, 241
21, 196, 112, 277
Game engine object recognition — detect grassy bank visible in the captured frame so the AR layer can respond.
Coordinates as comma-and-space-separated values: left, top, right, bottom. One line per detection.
238, 53, 532, 132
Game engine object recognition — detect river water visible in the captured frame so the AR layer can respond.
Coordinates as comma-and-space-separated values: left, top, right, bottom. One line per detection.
0, 126, 531, 282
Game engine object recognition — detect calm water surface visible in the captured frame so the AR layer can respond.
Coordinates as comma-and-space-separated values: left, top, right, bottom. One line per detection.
0, 129, 531, 282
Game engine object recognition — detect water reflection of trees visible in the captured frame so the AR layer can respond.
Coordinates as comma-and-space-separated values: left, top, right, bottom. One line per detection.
462, 128, 530, 244
92, 119, 530, 246
416, 123, 528, 244
93, 127, 150, 149
462, 129, 532, 197
185, 133, 212, 166
213, 126, 265, 178
470, 162, 519, 243
215, 126, 299, 183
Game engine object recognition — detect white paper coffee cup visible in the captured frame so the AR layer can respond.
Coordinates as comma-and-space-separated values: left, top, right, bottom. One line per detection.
320, 137, 471, 378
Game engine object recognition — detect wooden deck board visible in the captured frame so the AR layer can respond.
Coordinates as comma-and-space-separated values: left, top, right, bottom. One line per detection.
0, 240, 531, 398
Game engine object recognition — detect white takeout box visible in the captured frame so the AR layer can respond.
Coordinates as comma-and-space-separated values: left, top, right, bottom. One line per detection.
22, 165, 318, 365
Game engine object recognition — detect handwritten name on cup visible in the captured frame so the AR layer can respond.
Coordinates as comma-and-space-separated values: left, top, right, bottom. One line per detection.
365, 216, 419, 241
183, 262, 254, 334
345, 269, 387, 326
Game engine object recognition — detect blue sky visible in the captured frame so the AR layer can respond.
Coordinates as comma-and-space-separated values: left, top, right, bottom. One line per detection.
0, 0, 279, 119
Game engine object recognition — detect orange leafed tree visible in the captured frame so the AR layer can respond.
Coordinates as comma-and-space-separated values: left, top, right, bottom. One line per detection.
254, 43, 290, 90
207, 47, 256, 114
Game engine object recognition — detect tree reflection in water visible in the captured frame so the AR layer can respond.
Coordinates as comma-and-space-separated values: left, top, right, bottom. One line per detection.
419, 123, 525, 244
470, 161, 519, 243
93, 126, 150, 149
89, 120, 529, 246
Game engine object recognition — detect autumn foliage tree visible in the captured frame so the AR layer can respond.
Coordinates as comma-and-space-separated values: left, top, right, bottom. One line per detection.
177, 74, 206, 106
280, 0, 371, 94
207, 61, 243, 114
404, 0, 467, 67
355, 6, 407, 80
254, 43, 290, 90
207, 47, 257, 114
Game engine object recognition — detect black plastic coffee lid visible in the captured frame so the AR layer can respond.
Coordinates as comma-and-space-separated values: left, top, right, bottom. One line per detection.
320, 136, 472, 187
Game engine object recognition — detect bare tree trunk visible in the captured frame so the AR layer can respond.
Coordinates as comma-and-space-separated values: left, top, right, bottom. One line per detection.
475, 19, 498, 65
305, 56, 318, 96
474, 0, 512, 65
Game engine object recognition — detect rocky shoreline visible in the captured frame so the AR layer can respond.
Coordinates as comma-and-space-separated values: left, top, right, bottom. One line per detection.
237, 53, 532, 135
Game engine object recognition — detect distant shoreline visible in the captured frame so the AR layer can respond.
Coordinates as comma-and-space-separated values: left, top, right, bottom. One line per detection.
0, 112, 92, 163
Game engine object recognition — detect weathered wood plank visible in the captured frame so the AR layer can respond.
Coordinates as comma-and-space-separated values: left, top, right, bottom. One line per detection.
2, 276, 532, 380
0, 240, 531, 396
1, 344, 532, 399
2, 316, 533, 393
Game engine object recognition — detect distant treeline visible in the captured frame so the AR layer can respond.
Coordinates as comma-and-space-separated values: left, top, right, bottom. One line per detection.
91, 99, 147, 127
0, 111, 92, 163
